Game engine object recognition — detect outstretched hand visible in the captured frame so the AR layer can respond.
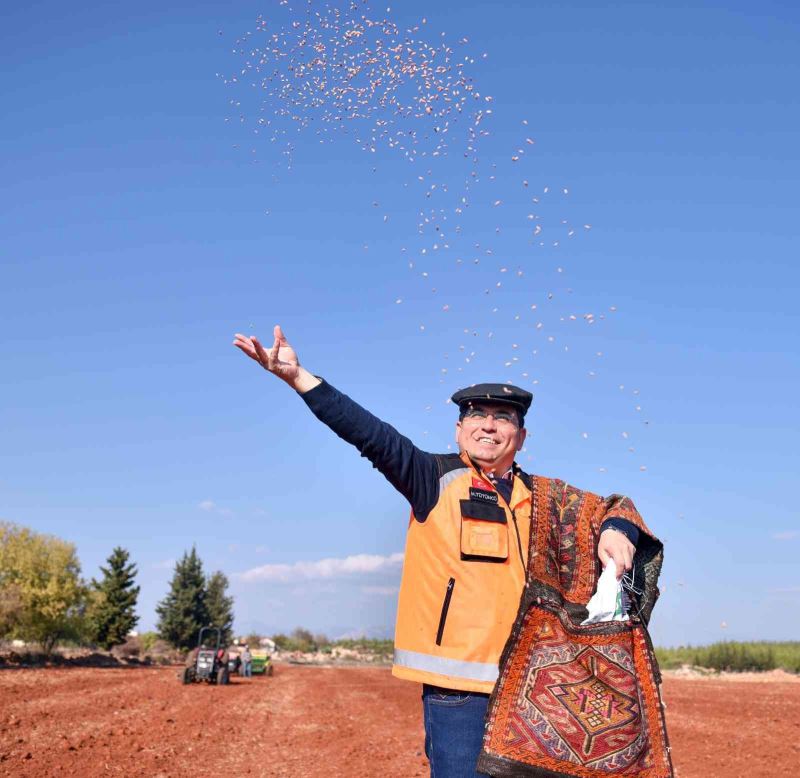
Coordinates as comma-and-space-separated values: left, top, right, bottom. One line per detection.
233, 325, 302, 385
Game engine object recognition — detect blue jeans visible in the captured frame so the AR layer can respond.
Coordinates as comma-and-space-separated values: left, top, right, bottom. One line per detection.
242, 661, 252, 677
422, 685, 491, 778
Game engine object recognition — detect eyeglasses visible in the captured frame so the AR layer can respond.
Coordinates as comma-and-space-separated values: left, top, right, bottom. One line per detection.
461, 408, 520, 427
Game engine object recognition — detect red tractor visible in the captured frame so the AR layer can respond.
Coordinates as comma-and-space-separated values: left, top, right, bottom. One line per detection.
182, 627, 230, 685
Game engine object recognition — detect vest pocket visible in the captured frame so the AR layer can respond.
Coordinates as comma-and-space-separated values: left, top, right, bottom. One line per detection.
459, 499, 509, 562
435, 577, 456, 646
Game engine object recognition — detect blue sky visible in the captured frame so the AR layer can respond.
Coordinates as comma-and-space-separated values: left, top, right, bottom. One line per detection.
2, 0, 798, 647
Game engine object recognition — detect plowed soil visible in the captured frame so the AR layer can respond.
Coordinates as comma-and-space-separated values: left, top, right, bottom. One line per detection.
1, 664, 798, 777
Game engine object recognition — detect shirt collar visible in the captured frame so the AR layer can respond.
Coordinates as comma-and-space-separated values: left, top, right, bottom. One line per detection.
485, 467, 514, 483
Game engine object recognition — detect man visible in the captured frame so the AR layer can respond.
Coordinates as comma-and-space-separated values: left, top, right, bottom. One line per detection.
233, 325, 641, 778
241, 645, 253, 678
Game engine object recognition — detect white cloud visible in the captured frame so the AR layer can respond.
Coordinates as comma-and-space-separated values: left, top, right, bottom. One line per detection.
198, 499, 232, 517
152, 558, 176, 570
238, 552, 404, 583
770, 530, 799, 541
767, 586, 800, 594
362, 585, 400, 596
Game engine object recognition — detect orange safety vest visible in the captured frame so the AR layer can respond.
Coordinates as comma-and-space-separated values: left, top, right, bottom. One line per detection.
392, 452, 532, 693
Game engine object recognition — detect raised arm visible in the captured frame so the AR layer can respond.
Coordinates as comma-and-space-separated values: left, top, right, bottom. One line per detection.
233, 325, 440, 518
233, 325, 321, 394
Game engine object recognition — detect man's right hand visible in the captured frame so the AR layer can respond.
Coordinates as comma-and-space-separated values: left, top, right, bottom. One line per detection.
233, 325, 321, 393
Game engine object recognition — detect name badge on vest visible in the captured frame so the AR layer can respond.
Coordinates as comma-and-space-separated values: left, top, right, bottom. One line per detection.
459, 499, 509, 563
469, 487, 499, 504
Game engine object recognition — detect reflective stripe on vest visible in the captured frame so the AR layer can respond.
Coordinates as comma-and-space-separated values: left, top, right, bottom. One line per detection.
393, 648, 499, 683
437, 466, 468, 497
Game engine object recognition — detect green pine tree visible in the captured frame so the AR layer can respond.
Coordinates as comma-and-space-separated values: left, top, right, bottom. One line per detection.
90, 547, 140, 650
206, 571, 235, 646
155, 547, 210, 650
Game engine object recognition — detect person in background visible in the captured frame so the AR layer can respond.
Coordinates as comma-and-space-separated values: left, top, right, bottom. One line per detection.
241, 645, 253, 678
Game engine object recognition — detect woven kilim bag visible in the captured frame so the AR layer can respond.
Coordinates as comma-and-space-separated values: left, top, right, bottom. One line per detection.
477, 589, 673, 777
477, 478, 673, 777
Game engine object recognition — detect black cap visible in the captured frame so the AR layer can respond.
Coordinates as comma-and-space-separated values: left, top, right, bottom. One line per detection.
451, 383, 533, 421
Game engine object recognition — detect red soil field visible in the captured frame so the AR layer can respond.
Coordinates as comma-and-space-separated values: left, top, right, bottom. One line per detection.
1, 664, 798, 777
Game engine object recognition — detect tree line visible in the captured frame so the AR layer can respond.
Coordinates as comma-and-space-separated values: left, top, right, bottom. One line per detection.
0, 521, 234, 655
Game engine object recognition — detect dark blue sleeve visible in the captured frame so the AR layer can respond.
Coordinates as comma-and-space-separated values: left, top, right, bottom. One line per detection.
300, 379, 440, 519
600, 517, 640, 547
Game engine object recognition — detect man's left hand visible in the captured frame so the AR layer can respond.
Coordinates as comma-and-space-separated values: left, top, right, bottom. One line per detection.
598, 529, 635, 580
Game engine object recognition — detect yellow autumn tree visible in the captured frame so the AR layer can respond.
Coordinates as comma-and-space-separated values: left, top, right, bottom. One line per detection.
0, 522, 86, 655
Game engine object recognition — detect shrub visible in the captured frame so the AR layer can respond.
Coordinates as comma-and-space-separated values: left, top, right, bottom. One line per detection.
657, 641, 800, 673
697, 642, 775, 672
334, 637, 394, 656
773, 643, 800, 674
290, 628, 316, 652
139, 631, 159, 652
